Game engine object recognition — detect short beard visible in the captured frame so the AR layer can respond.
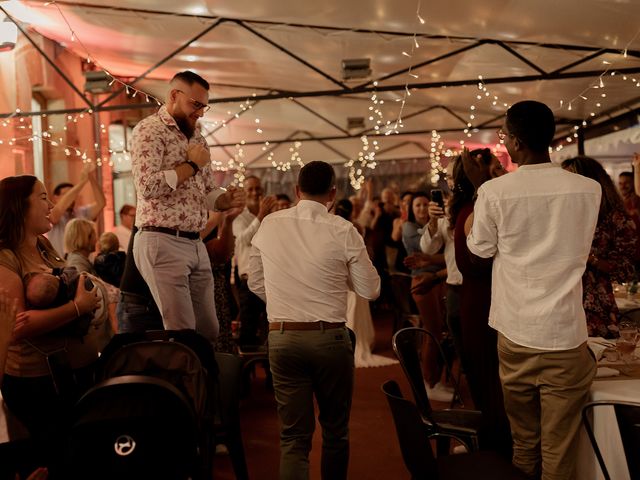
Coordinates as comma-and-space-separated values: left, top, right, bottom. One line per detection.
174, 115, 195, 139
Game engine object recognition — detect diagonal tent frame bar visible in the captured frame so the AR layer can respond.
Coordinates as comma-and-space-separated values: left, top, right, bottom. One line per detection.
289, 99, 350, 135
549, 49, 606, 75
495, 41, 547, 75
235, 21, 348, 89
0, 5, 94, 109
96, 19, 224, 108
358, 41, 487, 88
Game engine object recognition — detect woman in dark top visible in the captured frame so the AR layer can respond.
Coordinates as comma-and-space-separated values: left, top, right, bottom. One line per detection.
203, 208, 242, 353
402, 191, 449, 400
451, 150, 512, 458
561, 156, 637, 337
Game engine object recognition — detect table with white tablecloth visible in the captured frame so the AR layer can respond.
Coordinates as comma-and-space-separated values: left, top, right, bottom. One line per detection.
575, 378, 640, 480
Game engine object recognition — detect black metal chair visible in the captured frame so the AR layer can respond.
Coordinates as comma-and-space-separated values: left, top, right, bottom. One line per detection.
581, 400, 640, 480
389, 273, 422, 332
392, 327, 481, 453
382, 380, 527, 479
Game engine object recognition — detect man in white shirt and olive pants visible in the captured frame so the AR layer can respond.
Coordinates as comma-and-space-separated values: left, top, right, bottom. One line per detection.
249, 161, 380, 480
464, 101, 601, 480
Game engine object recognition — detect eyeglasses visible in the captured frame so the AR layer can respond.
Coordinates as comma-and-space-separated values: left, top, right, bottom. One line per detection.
176, 89, 210, 113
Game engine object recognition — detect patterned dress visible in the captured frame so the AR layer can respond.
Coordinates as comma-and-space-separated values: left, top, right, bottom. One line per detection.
583, 208, 637, 337
203, 227, 237, 353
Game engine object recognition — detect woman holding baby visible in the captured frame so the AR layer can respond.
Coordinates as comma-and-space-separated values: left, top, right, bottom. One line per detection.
0, 175, 99, 451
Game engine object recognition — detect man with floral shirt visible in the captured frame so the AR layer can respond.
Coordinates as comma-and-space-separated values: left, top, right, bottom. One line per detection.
131, 71, 245, 340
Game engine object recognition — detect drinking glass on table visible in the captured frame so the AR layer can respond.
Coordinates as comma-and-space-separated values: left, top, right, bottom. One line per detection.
616, 322, 639, 363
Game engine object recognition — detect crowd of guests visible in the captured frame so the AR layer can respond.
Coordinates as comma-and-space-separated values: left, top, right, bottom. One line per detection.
1, 71, 639, 480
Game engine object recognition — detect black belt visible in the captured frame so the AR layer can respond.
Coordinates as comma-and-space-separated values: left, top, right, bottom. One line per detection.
140, 226, 200, 240
269, 321, 346, 331
120, 291, 154, 306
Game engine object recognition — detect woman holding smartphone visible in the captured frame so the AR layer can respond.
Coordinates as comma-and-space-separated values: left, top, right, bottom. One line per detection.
402, 191, 451, 402
452, 149, 511, 457
0, 175, 99, 443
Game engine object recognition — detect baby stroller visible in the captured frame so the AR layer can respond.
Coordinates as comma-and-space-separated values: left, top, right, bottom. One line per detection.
61, 330, 219, 480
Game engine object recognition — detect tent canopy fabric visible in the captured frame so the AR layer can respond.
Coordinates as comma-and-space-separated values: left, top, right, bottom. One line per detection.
3, 0, 640, 168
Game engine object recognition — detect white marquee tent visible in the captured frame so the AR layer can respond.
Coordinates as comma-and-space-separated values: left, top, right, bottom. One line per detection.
1, 0, 640, 173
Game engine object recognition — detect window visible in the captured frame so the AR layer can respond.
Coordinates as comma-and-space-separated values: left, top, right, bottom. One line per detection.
109, 123, 136, 225
31, 97, 44, 181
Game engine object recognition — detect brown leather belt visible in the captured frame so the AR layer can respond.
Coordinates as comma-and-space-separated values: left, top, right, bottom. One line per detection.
269, 321, 345, 331
140, 226, 200, 240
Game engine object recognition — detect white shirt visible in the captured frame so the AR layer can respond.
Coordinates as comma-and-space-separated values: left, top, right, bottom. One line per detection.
467, 163, 601, 350
420, 217, 462, 285
232, 208, 260, 278
249, 200, 380, 323
112, 224, 132, 252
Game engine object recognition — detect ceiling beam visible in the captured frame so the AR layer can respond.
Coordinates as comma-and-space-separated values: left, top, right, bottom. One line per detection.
210, 126, 503, 148
206, 66, 640, 104
41, 1, 640, 58
0, 102, 158, 119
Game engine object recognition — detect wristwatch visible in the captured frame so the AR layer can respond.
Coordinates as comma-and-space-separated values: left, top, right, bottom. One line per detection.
185, 160, 199, 175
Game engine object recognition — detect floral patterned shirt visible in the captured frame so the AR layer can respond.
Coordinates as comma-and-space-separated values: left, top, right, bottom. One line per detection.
583, 208, 637, 337
131, 106, 219, 232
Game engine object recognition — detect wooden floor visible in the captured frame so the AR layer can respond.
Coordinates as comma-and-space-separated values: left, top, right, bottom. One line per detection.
213, 311, 457, 480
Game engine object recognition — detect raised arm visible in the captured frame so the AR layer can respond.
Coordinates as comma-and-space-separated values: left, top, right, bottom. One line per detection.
205, 208, 243, 264
49, 164, 91, 225
84, 169, 107, 220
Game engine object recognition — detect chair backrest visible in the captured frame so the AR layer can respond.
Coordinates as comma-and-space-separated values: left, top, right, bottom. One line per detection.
213, 352, 243, 427
390, 274, 417, 316
97, 330, 219, 422
382, 380, 439, 479
63, 375, 199, 480
615, 402, 640, 480
582, 400, 640, 480
619, 308, 640, 326
393, 327, 451, 422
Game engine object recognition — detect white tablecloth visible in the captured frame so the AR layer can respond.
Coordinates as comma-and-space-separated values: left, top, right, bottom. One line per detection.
575, 378, 640, 480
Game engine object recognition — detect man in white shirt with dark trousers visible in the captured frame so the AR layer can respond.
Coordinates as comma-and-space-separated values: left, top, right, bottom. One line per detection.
249, 161, 380, 480
464, 100, 601, 480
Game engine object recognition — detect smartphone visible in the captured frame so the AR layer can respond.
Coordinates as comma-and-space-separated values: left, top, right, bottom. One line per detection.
84, 276, 94, 291
431, 189, 445, 210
